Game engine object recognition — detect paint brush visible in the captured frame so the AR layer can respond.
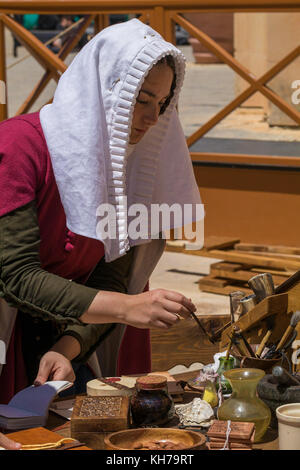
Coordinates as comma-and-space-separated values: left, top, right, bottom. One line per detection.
256, 315, 276, 358
276, 311, 300, 352
189, 309, 215, 344
233, 326, 256, 358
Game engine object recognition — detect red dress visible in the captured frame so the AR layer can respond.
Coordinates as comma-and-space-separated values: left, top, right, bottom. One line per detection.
0, 112, 150, 402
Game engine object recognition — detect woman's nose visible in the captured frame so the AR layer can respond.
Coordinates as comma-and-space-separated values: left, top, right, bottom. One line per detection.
143, 106, 159, 126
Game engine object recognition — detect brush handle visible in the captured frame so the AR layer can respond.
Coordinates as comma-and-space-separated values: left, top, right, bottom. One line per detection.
256, 330, 272, 358
276, 325, 294, 351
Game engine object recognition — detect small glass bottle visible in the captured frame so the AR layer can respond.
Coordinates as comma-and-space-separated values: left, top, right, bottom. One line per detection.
130, 375, 175, 427
217, 356, 235, 395
202, 380, 218, 408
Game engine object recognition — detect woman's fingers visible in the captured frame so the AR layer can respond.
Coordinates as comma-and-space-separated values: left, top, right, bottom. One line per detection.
124, 289, 196, 330
160, 290, 196, 314
34, 351, 75, 386
0, 433, 21, 450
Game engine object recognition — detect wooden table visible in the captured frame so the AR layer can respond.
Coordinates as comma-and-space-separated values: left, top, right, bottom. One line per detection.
46, 369, 279, 450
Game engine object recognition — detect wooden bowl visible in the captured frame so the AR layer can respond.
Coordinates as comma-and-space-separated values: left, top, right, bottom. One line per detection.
104, 428, 206, 450
232, 354, 280, 373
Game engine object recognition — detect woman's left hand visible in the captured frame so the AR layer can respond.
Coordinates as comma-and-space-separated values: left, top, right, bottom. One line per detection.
33, 351, 75, 386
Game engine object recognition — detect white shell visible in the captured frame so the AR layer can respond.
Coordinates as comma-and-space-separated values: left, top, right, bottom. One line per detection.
175, 398, 214, 427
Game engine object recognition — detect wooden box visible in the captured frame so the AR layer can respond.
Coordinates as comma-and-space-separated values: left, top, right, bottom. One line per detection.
71, 395, 130, 450
220, 271, 300, 372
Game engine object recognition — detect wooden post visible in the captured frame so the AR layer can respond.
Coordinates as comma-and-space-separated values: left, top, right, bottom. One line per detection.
94, 14, 109, 34
0, 17, 7, 121
152, 6, 165, 38
164, 11, 176, 44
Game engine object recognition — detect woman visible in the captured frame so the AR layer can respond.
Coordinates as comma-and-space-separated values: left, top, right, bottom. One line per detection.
0, 18, 203, 429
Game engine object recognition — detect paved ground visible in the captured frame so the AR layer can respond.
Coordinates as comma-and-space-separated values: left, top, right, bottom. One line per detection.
4, 30, 300, 142
3, 28, 300, 319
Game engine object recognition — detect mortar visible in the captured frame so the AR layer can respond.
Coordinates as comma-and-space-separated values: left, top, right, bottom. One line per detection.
257, 374, 300, 428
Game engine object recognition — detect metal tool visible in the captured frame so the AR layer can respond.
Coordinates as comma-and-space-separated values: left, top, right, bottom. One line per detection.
264, 329, 298, 359
271, 366, 300, 387
248, 273, 275, 302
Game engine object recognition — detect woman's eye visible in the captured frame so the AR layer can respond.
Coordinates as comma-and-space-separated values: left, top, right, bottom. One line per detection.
136, 98, 148, 105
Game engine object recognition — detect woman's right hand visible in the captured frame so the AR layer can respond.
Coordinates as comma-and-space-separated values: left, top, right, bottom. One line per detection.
0, 432, 21, 450
81, 288, 196, 330
123, 289, 196, 330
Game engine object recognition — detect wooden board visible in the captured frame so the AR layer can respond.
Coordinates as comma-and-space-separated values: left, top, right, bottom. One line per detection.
201, 236, 240, 251
235, 250, 300, 262
210, 262, 289, 286
5, 426, 91, 450
235, 243, 300, 256
198, 280, 252, 296
165, 243, 300, 271
151, 314, 229, 371
166, 236, 240, 252
253, 267, 293, 278
195, 249, 300, 271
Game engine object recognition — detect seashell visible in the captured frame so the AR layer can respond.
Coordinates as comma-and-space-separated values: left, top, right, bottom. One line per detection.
175, 398, 214, 427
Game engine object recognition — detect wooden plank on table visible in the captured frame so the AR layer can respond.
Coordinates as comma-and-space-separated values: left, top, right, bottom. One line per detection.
196, 249, 300, 271
250, 267, 293, 278
237, 250, 300, 261
210, 265, 288, 286
198, 276, 231, 288
198, 279, 252, 296
165, 240, 186, 252
210, 261, 248, 272
166, 246, 300, 270
236, 242, 300, 256
202, 236, 240, 251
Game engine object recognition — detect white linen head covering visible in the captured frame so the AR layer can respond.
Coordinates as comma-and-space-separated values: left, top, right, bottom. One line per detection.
40, 19, 203, 262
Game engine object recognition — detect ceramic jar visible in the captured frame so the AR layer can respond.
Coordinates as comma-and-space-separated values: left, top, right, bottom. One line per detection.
130, 375, 175, 427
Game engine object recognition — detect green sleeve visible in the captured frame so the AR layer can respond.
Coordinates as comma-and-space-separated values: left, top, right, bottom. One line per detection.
0, 201, 99, 326
61, 248, 135, 363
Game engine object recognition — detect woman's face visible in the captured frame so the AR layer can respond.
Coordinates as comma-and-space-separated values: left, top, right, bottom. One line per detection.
129, 63, 174, 145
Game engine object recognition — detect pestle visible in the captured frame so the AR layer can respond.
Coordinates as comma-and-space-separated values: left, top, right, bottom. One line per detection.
271, 366, 300, 387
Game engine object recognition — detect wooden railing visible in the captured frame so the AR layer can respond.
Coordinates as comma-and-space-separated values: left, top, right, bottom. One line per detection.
0, 1, 300, 167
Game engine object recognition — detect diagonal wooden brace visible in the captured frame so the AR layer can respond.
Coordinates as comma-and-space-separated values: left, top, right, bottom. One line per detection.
16, 15, 95, 115
1, 14, 66, 77
174, 13, 300, 136
186, 44, 300, 145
